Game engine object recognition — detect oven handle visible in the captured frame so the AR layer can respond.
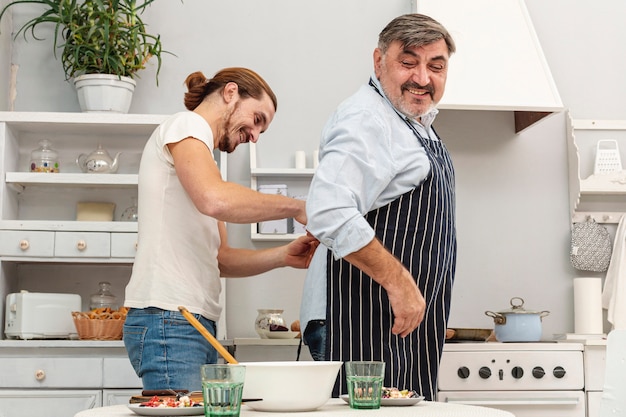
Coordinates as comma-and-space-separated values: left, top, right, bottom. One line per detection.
444, 397, 581, 406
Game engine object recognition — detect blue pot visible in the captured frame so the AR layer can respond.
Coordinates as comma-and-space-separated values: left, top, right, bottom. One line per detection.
485, 297, 550, 342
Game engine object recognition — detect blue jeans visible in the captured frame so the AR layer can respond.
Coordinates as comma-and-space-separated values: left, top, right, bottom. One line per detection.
123, 307, 218, 392
303, 320, 327, 361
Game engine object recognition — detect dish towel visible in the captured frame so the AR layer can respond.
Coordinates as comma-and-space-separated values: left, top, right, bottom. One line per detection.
602, 214, 626, 330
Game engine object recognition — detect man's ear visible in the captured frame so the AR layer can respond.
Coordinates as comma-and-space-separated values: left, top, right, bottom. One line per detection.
222, 82, 239, 104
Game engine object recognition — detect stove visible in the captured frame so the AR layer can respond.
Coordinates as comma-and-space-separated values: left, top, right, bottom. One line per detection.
437, 342, 586, 417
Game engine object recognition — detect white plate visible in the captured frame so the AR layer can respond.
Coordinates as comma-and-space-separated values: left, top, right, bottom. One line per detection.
339, 394, 424, 406
266, 330, 298, 339
127, 404, 204, 416
260, 330, 299, 339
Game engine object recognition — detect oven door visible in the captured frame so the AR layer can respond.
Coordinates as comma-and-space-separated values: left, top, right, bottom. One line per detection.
437, 390, 585, 417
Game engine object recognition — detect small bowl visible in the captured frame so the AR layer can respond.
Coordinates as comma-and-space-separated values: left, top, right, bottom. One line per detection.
241, 361, 342, 412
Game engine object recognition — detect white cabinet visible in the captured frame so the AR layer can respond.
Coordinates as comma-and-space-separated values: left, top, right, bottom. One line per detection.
0, 389, 102, 417
0, 112, 166, 416
249, 142, 315, 241
0, 111, 231, 415
0, 111, 167, 323
567, 114, 626, 223
583, 341, 607, 417
0, 340, 142, 417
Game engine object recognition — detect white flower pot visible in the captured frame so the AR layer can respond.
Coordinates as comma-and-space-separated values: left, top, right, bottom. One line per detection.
74, 74, 136, 113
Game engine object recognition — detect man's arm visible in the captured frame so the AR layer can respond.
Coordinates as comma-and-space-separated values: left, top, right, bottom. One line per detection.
169, 138, 306, 225
344, 238, 426, 337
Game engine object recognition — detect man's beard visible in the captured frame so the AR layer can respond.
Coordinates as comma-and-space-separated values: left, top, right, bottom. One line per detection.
381, 80, 435, 120
217, 102, 240, 153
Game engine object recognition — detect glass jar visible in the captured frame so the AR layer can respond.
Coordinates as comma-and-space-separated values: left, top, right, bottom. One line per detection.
254, 309, 286, 338
120, 196, 138, 222
89, 281, 119, 310
30, 139, 60, 173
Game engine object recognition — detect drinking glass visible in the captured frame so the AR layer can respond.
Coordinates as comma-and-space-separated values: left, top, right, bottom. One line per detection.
345, 361, 385, 409
201, 364, 246, 417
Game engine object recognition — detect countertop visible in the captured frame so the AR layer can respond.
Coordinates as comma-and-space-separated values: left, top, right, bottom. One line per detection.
75, 399, 515, 417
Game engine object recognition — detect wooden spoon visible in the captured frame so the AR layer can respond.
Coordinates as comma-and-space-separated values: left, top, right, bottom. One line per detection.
178, 306, 238, 364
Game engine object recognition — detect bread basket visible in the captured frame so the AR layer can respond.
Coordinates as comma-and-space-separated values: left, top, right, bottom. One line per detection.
72, 307, 127, 340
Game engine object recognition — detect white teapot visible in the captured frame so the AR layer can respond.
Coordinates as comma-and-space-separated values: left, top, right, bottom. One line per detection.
76, 144, 121, 173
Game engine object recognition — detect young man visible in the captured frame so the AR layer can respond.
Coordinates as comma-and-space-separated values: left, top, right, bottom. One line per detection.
124, 68, 318, 391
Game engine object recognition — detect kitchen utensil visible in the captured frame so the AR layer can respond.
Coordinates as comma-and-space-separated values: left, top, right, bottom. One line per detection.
594, 140, 622, 175
76, 143, 121, 173
446, 328, 493, 341
178, 306, 238, 364
485, 297, 549, 342
241, 361, 342, 412
129, 391, 261, 404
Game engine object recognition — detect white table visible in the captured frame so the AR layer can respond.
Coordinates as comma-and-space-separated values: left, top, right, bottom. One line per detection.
75, 399, 515, 417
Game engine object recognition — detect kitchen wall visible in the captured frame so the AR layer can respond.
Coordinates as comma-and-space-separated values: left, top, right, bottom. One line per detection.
1, 0, 624, 339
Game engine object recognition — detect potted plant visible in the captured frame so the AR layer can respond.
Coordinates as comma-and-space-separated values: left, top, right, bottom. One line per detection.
0, 0, 171, 113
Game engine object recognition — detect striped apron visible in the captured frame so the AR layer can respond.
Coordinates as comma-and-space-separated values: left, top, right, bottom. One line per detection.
326, 92, 456, 400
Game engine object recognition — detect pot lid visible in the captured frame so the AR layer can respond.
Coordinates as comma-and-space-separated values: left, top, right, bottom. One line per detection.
495, 297, 545, 315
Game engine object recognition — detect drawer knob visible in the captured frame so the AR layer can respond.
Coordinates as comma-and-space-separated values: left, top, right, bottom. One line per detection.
19, 240, 30, 251
35, 369, 45, 381
77, 240, 87, 251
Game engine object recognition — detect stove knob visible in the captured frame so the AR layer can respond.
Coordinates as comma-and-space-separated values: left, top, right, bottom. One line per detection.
457, 366, 470, 379
553, 366, 566, 378
532, 366, 545, 379
479, 366, 491, 379
511, 366, 524, 379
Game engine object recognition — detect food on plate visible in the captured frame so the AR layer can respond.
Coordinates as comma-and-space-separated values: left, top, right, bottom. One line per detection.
269, 324, 289, 331
382, 387, 419, 399
140, 395, 202, 408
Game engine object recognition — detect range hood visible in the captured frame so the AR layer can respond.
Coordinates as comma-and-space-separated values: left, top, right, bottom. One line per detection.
414, 0, 563, 132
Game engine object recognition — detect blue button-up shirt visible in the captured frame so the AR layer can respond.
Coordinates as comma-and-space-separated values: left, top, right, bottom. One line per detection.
300, 76, 441, 328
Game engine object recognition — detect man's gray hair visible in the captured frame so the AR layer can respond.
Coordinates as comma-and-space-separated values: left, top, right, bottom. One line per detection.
378, 14, 456, 56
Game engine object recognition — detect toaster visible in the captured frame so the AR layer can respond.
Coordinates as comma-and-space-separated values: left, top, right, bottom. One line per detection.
4, 291, 81, 340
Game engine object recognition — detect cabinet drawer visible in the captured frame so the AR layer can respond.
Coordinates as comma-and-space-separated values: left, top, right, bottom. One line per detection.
55, 232, 111, 257
103, 389, 142, 406
103, 357, 142, 388
0, 389, 102, 417
111, 233, 138, 258
0, 357, 102, 388
0, 230, 54, 257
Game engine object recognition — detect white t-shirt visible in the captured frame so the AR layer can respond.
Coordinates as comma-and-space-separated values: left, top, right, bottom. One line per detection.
124, 111, 222, 322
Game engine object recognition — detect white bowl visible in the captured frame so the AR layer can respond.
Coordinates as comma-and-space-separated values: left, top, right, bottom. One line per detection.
241, 361, 342, 412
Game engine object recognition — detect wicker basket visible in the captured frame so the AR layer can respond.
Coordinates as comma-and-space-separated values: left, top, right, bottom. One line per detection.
72, 312, 124, 340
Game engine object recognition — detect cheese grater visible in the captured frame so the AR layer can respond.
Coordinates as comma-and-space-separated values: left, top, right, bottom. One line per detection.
594, 140, 623, 175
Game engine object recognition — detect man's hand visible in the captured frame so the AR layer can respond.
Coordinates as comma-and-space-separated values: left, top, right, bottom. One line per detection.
384, 271, 425, 337
283, 234, 319, 269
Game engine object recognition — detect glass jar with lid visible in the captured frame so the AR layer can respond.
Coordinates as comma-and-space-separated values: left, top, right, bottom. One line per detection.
89, 281, 119, 310
120, 196, 138, 222
30, 139, 60, 173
